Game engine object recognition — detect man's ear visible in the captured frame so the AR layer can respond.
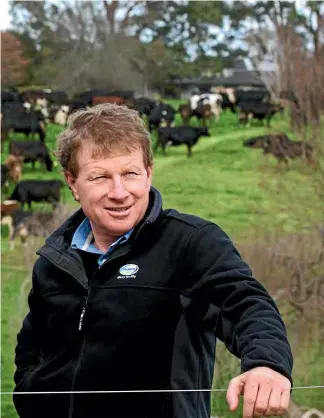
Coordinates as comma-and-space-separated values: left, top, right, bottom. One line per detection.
147, 164, 153, 186
64, 172, 80, 202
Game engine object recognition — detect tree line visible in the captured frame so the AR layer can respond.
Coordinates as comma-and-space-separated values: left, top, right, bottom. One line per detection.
1, 1, 323, 98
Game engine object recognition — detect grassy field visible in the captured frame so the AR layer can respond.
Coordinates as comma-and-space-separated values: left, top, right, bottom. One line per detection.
1, 107, 323, 417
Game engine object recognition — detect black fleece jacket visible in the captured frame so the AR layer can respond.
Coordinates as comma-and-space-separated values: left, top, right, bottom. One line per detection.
13, 187, 293, 418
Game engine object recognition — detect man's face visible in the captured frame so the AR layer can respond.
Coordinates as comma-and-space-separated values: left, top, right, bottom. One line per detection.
65, 145, 153, 244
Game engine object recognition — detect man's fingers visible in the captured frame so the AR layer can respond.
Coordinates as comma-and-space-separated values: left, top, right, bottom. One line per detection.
264, 389, 281, 416
276, 389, 291, 415
227, 368, 291, 417
252, 384, 271, 417
226, 376, 245, 411
242, 381, 259, 418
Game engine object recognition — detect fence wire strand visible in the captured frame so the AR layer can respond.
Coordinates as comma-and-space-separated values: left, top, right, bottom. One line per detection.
2, 385, 324, 395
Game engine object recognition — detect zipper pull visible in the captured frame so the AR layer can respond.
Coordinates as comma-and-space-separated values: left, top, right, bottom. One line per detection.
78, 297, 88, 332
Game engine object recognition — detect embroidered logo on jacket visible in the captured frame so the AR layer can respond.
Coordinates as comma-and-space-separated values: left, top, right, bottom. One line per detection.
118, 264, 139, 279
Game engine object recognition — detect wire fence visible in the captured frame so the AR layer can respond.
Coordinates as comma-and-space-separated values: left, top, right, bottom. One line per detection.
2, 385, 323, 395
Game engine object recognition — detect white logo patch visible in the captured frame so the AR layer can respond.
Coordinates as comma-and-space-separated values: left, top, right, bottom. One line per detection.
119, 264, 139, 276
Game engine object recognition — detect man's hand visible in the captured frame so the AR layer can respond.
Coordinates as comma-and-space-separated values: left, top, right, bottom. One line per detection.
226, 366, 291, 418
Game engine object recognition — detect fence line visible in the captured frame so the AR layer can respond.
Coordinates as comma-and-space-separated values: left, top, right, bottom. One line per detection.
2, 385, 324, 395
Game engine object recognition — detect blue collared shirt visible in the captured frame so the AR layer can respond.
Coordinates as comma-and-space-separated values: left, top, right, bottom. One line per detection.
71, 217, 133, 267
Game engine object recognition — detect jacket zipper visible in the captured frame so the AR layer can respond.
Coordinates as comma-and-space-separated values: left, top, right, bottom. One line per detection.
68, 284, 91, 418
78, 296, 88, 332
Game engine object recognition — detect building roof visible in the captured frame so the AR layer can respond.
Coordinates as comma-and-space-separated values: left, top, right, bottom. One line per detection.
173, 60, 268, 89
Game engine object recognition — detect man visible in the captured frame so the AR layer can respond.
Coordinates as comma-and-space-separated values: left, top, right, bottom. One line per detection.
13, 103, 292, 418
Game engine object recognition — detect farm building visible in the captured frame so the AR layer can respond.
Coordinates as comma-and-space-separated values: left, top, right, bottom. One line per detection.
171, 61, 273, 99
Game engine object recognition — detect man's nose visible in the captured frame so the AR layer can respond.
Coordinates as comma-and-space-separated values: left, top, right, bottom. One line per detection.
108, 176, 129, 200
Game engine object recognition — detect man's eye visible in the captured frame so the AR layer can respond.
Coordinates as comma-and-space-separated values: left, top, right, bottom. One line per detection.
125, 172, 138, 177
91, 176, 105, 181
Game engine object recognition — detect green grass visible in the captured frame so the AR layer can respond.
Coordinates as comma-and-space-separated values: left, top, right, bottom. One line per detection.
1, 108, 323, 416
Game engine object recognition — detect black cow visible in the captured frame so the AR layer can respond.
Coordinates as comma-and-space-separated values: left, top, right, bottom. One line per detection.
2, 101, 26, 114
148, 102, 176, 133
1, 110, 46, 148
219, 92, 236, 113
238, 103, 282, 127
67, 99, 88, 117
47, 90, 69, 105
10, 180, 64, 210
126, 97, 157, 117
9, 140, 53, 172
20, 89, 48, 103
155, 126, 210, 157
236, 89, 270, 105
1, 89, 22, 104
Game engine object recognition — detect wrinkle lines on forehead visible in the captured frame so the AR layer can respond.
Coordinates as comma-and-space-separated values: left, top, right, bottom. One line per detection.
76, 147, 149, 176
89, 142, 142, 161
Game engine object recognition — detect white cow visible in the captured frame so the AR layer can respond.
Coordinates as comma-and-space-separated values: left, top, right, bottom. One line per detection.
189, 94, 201, 111
54, 105, 70, 126
199, 93, 223, 121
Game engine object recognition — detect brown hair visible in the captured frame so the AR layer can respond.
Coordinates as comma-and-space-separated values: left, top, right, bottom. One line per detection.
55, 103, 153, 177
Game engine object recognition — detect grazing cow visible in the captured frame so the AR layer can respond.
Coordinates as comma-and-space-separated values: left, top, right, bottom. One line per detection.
148, 103, 176, 132
92, 96, 126, 106
236, 89, 270, 106
47, 90, 69, 106
21, 89, 47, 103
34, 99, 49, 123
48, 104, 61, 123
192, 103, 213, 127
0, 200, 21, 245
189, 94, 201, 111
199, 93, 223, 121
10, 180, 64, 210
238, 102, 282, 127
125, 97, 157, 117
9, 140, 53, 172
218, 90, 236, 112
53, 105, 70, 126
155, 126, 210, 157
1, 110, 46, 151
67, 99, 88, 117
212, 87, 237, 107
178, 102, 212, 127
178, 104, 192, 125
1, 90, 22, 105
3, 154, 24, 182
244, 133, 314, 165
2, 101, 26, 114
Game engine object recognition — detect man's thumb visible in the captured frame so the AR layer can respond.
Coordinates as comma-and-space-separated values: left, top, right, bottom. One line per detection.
226, 374, 246, 411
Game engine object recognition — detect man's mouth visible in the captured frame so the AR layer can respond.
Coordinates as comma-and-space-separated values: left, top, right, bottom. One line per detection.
107, 205, 132, 212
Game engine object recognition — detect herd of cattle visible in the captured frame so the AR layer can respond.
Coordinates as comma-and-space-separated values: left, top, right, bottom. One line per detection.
1, 87, 314, 247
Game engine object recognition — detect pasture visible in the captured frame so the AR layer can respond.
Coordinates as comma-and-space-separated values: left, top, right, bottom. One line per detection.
1, 107, 323, 417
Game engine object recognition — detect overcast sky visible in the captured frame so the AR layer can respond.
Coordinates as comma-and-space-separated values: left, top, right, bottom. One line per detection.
0, 0, 10, 30
0, 0, 310, 31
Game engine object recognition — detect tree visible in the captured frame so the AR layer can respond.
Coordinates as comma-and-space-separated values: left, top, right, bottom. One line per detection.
8, 0, 252, 93
1, 31, 29, 87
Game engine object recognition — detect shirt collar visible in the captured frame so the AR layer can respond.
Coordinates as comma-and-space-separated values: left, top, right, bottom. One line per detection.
71, 217, 133, 256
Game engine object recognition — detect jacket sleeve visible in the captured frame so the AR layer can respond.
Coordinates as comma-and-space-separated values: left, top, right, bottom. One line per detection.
181, 223, 293, 384
14, 266, 43, 387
